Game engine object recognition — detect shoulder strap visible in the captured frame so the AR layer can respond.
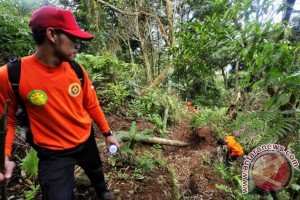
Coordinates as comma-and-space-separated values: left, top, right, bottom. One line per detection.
7, 58, 24, 108
69, 61, 84, 87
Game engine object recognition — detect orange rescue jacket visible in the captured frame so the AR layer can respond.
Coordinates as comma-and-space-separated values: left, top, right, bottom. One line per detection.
226, 136, 244, 157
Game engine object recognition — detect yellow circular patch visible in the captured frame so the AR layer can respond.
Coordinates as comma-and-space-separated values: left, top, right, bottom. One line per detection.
68, 83, 81, 97
27, 90, 48, 106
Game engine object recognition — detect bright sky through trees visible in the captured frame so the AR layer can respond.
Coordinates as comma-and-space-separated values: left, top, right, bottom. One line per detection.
273, 0, 300, 22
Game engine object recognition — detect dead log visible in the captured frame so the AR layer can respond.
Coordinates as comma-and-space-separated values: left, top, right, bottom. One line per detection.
121, 134, 189, 147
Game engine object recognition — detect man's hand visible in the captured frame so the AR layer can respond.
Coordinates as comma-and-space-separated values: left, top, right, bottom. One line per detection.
104, 135, 120, 150
0, 156, 15, 182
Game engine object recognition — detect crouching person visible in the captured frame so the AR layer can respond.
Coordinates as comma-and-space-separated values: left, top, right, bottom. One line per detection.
217, 135, 244, 163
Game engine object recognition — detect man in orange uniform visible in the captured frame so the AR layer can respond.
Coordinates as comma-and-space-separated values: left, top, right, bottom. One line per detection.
0, 6, 120, 200
186, 99, 197, 114
217, 135, 244, 162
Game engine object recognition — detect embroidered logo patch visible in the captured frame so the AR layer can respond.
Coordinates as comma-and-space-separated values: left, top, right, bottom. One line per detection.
27, 90, 48, 106
68, 83, 81, 97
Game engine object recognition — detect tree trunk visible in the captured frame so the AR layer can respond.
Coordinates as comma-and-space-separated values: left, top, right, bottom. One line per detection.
144, 63, 171, 93
277, 0, 296, 41
221, 67, 227, 88
134, 0, 152, 84
127, 38, 135, 64
97, 0, 174, 89
91, 0, 100, 32
163, 79, 172, 133
234, 61, 239, 94
166, 0, 174, 46
282, 0, 296, 23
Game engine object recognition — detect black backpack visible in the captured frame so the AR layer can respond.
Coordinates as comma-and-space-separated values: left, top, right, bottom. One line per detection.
6, 58, 84, 149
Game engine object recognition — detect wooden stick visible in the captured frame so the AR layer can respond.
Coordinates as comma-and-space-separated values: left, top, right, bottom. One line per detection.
0, 100, 10, 200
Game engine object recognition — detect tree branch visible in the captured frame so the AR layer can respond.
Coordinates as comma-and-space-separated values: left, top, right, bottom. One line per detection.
96, 0, 170, 46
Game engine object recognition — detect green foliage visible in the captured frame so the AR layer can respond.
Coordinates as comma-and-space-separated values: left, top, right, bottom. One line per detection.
172, 0, 242, 102
136, 150, 181, 200
110, 121, 153, 167
76, 52, 138, 83
128, 89, 175, 133
165, 93, 191, 125
190, 107, 230, 134
166, 165, 181, 200
110, 121, 180, 199
76, 53, 141, 113
20, 148, 39, 179
148, 113, 163, 133
176, 76, 227, 107
232, 110, 299, 150
288, 139, 300, 165
133, 152, 156, 172
202, 152, 212, 166
128, 88, 189, 132
24, 184, 40, 200
98, 82, 129, 111
20, 148, 40, 200
0, 1, 35, 62
110, 122, 181, 199
290, 183, 300, 191
215, 183, 260, 200
285, 141, 300, 198
214, 160, 228, 180
215, 184, 232, 193
275, 190, 292, 200
129, 89, 165, 117
173, 0, 300, 119
132, 169, 145, 181
115, 169, 130, 180
214, 160, 261, 200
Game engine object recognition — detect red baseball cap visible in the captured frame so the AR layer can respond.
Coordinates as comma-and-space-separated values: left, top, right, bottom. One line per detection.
29, 6, 93, 41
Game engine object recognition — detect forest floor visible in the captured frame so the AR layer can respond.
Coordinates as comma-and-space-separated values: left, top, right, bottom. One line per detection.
6, 115, 232, 200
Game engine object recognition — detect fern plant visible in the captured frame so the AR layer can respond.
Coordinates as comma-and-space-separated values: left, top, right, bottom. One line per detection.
20, 148, 40, 200
148, 113, 164, 134
232, 110, 299, 150
129, 89, 165, 116
214, 160, 229, 180
133, 152, 156, 172
20, 148, 39, 179
24, 184, 40, 200
214, 160, 262, 200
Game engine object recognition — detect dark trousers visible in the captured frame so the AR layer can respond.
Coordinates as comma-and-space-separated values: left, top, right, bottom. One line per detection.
37, 128, 107, 200
225, 150, 238, 163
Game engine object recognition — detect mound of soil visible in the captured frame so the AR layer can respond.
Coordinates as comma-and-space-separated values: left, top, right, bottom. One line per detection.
165, 121, 228, 199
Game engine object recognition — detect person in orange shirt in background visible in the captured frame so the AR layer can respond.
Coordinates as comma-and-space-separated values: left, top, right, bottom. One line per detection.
186, 99, 197, 114
217, 135, 244, 162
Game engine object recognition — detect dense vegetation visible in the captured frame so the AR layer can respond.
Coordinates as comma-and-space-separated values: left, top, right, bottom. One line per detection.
1, 0, 300, 199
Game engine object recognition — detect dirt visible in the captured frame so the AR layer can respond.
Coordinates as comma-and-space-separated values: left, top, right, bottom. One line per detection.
165, 123, 228, 199
6, 115, 230, 200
